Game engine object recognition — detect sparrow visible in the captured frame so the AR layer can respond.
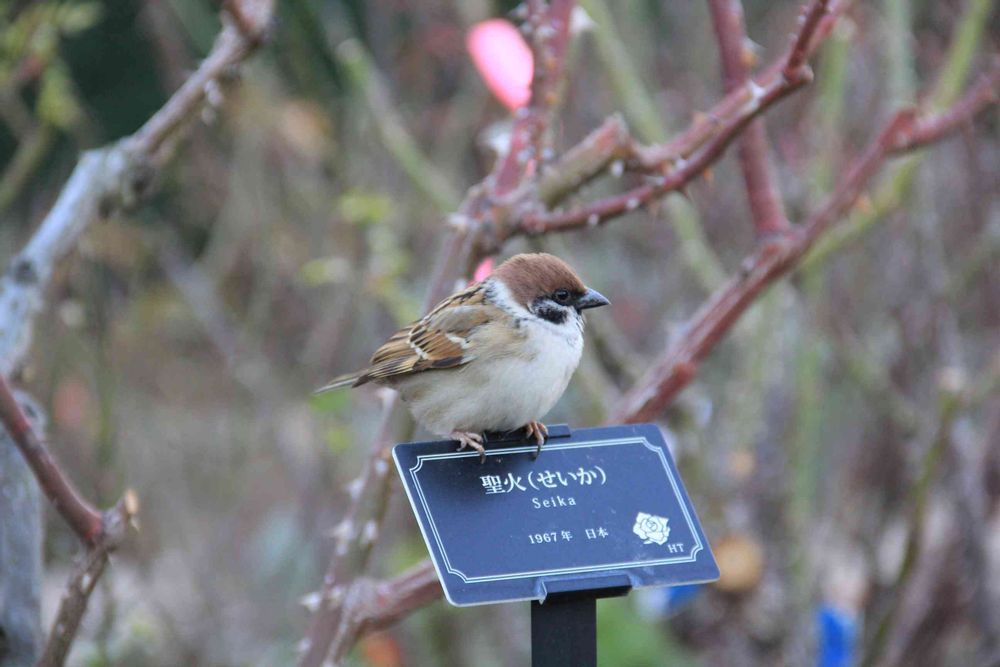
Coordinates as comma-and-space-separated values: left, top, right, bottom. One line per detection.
317, 253, 610, 461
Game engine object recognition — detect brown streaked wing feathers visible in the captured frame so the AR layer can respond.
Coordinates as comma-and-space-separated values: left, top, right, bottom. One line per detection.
356, 283, 493, 385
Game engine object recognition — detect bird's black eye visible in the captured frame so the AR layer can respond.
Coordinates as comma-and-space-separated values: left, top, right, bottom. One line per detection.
553, 289, 571, 304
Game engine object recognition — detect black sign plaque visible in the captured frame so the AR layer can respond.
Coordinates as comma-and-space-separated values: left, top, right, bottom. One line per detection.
393, 423, 719, 606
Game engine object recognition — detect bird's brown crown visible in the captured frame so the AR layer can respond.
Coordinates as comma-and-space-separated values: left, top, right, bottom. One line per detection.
493, 253, 587, 307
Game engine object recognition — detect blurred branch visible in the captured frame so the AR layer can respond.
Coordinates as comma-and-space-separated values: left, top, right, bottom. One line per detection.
895, 66, 999, 148
784, 0, 832, 76
0, 374, 138, 667
610, 71, 997, 423
579, 0, 727, 293
0, 375, 103, 545
323, 561, 442, 665
37, 494, 136, 667
0, 0, 274, 377
335, 39, 461, 211
630, 0, 846, 168
707, 0, 788, 236
297, 396, 400, 667
578, 0, 668, 143
0, 390, 44, 666
828, 327, 921, 435
0, 2, 273, 666
0, 123, 56, 216
801, 0, 994, 270
861, 372, 966, 667
493, 0, 576, 193
517, 0, 837, 235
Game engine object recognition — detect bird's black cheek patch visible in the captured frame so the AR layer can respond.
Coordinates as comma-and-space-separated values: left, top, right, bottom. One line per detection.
532, 298, 569, 325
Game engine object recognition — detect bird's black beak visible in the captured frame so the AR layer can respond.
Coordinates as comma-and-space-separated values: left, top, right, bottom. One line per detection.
575, 288, 610, 311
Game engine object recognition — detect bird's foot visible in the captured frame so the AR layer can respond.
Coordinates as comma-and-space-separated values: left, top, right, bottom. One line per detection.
523, 421, 548, 458
451, 431, 487, 463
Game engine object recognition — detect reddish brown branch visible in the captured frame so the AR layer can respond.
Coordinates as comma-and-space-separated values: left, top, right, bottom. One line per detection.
0, 375, 103, 545
536, 114, 633, 205
38, 541, 110, 667
897, 65, 999, 150
298, 408, 397, 667
492, 0, 577, 194
517, 0, 838, 235
634, 0, 845, 169
327, 561, 441, 664
521, 69, 808, 233
611, 82, 996, 423
707, 0, 789, 236
0, 371, 139, 667
0, 3, 272, 666
785, 0, 832, 77
38, 490, 137, 667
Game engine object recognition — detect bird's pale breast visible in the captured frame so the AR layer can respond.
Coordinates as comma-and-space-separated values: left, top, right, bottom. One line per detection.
396, 315, 583, 436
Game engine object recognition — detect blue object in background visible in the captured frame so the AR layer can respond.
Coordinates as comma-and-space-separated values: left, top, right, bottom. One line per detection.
816, 604, 857, 667
635, 583, 703, 619
664, 584, 702, 611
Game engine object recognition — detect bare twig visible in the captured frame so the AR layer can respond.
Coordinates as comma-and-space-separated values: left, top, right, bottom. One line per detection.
861, 375, 965, 667
632, 0, 845, 169
127, 0, 272, 158
785, 0, 832, 76
707, 0, 788, 235
611, 81, 997, 424
0, 375, 102, 544
517, 0, 836, 235
894, 64, 999, 150
519, 66, 806, 233
493, 0, 577, 194
297, 417, 397, 667
0, 0, 274, 378
326, 561, 441, 664
37, 491, 138, 667
335, 39, 461, 211
0, 2, 274, 666
0, 374, 139, 667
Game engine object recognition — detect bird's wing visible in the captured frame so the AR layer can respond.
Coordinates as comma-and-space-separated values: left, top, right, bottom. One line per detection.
355, 282, 506, 385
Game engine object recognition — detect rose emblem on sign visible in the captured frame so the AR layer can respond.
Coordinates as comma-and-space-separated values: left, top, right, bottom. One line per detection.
632, 512, 671, 545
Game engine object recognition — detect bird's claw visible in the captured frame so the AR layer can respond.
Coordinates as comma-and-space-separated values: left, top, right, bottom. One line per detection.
451, 431, 487, 463
524, 421, 548, 458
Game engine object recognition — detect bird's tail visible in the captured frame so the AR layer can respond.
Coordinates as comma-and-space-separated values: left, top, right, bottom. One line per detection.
314, 373, 362, 394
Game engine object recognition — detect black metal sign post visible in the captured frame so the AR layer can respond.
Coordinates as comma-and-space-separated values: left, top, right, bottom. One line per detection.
530, 575, 632, 667
393, 424, 718, 665
531, 596, 596, 666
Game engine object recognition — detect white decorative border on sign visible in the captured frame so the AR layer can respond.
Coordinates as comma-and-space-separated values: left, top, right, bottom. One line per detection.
400, 437, 704, 585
